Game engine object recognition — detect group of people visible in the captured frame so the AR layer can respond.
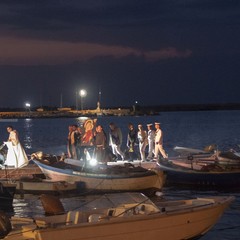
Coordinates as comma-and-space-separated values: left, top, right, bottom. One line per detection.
67, 120, 168, 163
126, 122, 168, 162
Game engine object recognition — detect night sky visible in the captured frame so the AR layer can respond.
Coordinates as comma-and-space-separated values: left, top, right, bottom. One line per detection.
0, 0, 240, 109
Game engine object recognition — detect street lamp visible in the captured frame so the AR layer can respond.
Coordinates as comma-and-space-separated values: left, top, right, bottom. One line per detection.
79, 89, 87, 111
25, 102, 31, 111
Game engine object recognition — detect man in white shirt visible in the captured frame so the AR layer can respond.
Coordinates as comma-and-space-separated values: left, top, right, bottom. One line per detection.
146, 123, 155, 160
154, 122, 168, 160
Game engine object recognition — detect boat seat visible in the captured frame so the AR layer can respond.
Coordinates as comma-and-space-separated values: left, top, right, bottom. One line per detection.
66, 211, 89, 225
88, 214, 108, 223
34, 214, 67, 228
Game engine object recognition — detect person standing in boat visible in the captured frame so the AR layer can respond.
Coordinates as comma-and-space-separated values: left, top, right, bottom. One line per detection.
75, 126, 82, 159
67, 125, 75, 159
146, 123, 155, 160
126, 123, 138, 161
93, 125, 107, 163
109, 122, 124, 160
4, 126, 28, 168
154, 122, 168, 160
137, 124, 148, 162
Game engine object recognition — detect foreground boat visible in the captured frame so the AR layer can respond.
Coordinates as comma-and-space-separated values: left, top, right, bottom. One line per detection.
34, 160, 165, 194
159, 159, 240, 188
2, 192, 234, 240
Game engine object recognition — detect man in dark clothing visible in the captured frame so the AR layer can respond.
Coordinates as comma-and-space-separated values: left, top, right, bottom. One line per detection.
126, 123, 138, 161
93, 125, 107, 163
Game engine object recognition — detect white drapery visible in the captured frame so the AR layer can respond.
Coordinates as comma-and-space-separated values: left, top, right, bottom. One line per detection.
4, 141, 28, 168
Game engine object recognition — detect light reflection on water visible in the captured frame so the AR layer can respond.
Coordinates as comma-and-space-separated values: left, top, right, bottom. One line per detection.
23, 119, 33, 150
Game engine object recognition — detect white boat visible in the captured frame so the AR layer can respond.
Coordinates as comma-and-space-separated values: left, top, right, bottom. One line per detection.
2, 192, 234, 240
171, 146, 240, 170
33, 160, 165, 194
64, 158, 158, 170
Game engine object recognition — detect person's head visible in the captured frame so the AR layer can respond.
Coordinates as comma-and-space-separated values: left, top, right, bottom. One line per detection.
128, 123, 134, 130
84, 120, 94, 131
72, 125, 77, 131
6, 126, 13, 133
138, 124, 143, 130
109, 122, 115, 130
155, 122, 160, 129
147, 123, 153, 130
96, 125, 103, 132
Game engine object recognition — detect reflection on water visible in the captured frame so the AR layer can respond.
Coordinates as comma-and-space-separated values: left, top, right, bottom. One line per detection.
23, 119, 33, 150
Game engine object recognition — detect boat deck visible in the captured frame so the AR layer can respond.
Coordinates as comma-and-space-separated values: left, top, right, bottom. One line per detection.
0, 164, 43, 180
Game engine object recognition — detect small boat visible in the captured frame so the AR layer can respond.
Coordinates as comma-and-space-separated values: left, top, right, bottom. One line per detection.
65, 158, 158, 170
171, 146, 240, 170
33, 160, 165, 194
173, 145, 214, 155
0, 181, 16, 210
158, 159, 240, 189
2, 192, 234, 240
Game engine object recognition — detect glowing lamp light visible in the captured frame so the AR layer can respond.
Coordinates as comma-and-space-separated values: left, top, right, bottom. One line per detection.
79, 89, 87, 98
89, 158, 98, 166
79, 89, 87, 111
25, 103, 31, 108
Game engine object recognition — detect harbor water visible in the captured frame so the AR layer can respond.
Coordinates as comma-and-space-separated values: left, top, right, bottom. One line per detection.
1, 110, 240, 239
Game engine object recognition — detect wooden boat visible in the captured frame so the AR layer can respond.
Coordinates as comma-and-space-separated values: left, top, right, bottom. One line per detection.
2, 192, 234, 240
65, 158, 158, 170
0, 164, 43, 180
0, 181, 16, 210
33, 160, 165, 194
171, 146, 240, 170
158, 159, 240, 188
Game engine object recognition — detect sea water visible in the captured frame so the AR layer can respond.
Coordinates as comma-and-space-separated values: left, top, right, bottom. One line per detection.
1, 110, 240, 239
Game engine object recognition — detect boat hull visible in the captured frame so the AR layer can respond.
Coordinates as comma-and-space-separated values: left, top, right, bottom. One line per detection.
9, 196, 233, 240
34, 161, 165, 193
159, 160, 240, 188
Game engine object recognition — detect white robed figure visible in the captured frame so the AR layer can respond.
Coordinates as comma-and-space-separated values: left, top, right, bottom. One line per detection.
4, 126, 28, 168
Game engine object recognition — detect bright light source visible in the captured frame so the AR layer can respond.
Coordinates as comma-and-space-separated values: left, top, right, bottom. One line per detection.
25, 103, 31, 108
79, 89, 87, 98
79, 89, 87, 110
89, 158, 98, 166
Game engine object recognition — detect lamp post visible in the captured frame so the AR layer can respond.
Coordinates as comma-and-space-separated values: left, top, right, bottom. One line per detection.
25, 102, 31, 112
75, 91, 78, 111
79, 89, 87, 111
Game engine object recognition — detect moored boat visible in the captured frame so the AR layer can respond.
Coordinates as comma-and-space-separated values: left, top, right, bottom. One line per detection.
172, 145, 240, 168
2, 192, 234, 240
33, 160, 165, 194
158, 159, 240, 189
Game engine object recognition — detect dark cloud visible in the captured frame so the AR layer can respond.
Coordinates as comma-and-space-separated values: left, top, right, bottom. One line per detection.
0, 0, 239, 108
